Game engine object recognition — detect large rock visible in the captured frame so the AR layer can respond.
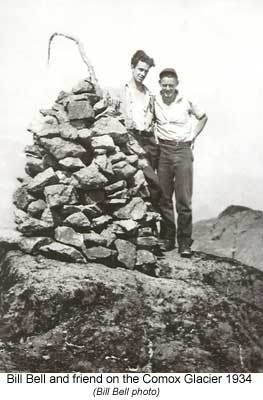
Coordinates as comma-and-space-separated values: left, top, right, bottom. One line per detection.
25, 156, 44, 177
71, 79, 95, 95
91, 116, 128, 144
19, 236, 52, 254
54, 226, 84, 249
44, 184, 78, 208
72, 164, 108, 190
13, 186, 35, 211
1, 249, 263, 372
91, 136, 115, 151
39, 242, 86, 263
114, 239, 137, 270
64, 212, 91, 231
40, 137, 87, 160
67, 100, 95, 121
193, 205, 263, 271
83, 232, 107, 247
83, 246, 115, 265
27, 199, 46, 218
113, 197, 147, 220
58, 157, 85, 171
112, 160, 137, 179
27, 168, 59, 195
17, 217, 52, 236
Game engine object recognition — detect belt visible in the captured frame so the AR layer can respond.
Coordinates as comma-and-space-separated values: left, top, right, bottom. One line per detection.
130, 129, 154, 138
159, 138, 192, 147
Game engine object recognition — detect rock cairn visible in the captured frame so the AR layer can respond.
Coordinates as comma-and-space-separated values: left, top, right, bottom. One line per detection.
13, 78, 162, 275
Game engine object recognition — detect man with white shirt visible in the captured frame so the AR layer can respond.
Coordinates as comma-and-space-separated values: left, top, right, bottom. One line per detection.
155, 68, 208, 256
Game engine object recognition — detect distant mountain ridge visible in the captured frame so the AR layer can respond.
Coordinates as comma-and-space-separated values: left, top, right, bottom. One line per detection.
193, 205, 263, 271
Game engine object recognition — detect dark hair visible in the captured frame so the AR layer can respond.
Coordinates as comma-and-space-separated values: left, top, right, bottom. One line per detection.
159, 68, 178, 81
131, 50, 155, 68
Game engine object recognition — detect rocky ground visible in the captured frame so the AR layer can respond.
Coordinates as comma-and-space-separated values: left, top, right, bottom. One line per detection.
1, 238, 263, 373
193, 205, 263, 271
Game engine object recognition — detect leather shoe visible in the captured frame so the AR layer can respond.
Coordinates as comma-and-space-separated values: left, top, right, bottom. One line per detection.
179, 244, 192, 258
159, 239, 175, 252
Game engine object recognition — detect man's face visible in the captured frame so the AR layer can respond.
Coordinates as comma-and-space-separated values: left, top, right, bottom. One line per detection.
160, 76, 178, 100
132, 61, 150, 84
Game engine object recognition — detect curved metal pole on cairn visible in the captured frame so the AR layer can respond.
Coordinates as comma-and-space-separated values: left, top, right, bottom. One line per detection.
47, 32, 103, 97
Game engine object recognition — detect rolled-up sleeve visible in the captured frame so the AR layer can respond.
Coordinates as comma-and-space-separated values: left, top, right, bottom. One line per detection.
189, 100, 206, 119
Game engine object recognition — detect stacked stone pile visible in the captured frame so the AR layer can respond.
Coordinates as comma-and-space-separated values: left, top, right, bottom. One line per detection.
13, 78, 162, 275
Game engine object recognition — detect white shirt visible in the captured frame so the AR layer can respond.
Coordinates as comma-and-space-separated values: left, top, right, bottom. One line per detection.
155, 92, 205, 142
108, 81, 154, 132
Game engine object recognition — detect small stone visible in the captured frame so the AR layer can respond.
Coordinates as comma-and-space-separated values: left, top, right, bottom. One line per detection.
58, 157, 85, 171
64, 212, 91, 231
72, 79, 95, 94
93, 98, 107, 114
67, 100, 95, 121
76, 128, 92, 142
41, 207, 55, 227
44, 184, 78, 208
55, 226, 84, 248
112, 161, 137, 179
83, 246, 115, 265
43, 153, 58, 170
40, 137, 87, 160
92, 215, 112, 229
25, 156, 44, 177
93, 154, 114, 179
14, 209, 28, 224
136, 249, 157, 266
83, 232, 107, 247
100, 226, 117, 247
91, 136, 115, 151
104, 199, 127, 206
113, 197, 147, 220
136, 236, 159, 248
28, 118, 60, 138
39, 242, 86, 263
60, 123, 78, 140
114, 239, 136, 270
55, 170, 72, 185
108, 189, 128, 199
126, 154, 139, 165
72, 164, 108, 190
62, 204, 102, 219
24, 144, 44, 158
81, 190, 105, 204
131, 169, 148, 188
109, 152, 127, 164
17, 218, 52, 236
104, 180, 127, 195
91, 116, 128, 144
27, 199, 46, 218
27, 168, 59, 195
13, 186, 35, 211
19, 237, 52, 254
115, 220, 139, 234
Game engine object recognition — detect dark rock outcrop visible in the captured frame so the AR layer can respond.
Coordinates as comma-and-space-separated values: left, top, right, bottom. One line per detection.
1, 243, 263, 373
193, 205, 263, 271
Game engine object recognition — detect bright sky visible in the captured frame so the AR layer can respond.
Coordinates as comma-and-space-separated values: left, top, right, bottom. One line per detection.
1, 0, 263, 227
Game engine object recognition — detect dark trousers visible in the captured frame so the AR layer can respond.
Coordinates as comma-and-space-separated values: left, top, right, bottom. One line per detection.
130, 132, 161, 208
158, 141, 193, 247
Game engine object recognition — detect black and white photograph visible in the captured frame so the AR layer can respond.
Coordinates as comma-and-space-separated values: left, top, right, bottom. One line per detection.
0, 0, 262, 397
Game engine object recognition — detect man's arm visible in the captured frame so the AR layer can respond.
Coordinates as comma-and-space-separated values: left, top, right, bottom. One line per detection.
192, 113, 208, 142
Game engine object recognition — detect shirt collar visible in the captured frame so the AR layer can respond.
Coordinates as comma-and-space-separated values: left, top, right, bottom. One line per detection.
158, 90, 183, 104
